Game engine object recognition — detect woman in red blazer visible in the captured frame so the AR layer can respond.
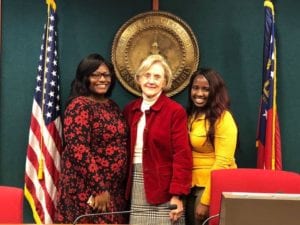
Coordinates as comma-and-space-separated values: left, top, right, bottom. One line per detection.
123, 54, 192, 225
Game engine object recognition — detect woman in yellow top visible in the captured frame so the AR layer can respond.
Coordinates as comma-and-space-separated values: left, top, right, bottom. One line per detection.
185, 68, 238, 225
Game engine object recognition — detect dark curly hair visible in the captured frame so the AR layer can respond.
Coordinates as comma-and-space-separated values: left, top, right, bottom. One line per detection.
186, 68, 231, 145
66, 53, 115, 105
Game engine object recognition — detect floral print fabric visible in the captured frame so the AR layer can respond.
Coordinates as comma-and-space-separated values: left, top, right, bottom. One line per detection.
55, 96, 129, 224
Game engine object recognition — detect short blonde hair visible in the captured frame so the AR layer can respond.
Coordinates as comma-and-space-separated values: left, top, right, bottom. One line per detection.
134, 54, 173, 91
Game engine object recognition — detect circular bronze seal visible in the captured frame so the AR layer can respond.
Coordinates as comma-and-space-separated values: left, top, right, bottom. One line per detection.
111, 11, 200, 96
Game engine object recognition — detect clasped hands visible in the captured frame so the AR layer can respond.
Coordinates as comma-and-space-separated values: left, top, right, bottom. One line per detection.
87, 190, 110, 212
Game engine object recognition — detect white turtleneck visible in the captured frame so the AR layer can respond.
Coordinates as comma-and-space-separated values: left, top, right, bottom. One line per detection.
133, 92, 161, 164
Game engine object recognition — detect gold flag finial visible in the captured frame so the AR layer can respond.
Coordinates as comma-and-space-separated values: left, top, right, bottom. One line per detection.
46, 0, 56, 11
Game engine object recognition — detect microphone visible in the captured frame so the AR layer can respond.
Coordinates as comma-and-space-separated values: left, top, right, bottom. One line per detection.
168, 204, 177, 210
72, 204, 177, 225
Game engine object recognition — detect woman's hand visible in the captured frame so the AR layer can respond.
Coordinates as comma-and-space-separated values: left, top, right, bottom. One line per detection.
169, 196, 183, 222
195, 203, 209, 221
89, 191, 110, 212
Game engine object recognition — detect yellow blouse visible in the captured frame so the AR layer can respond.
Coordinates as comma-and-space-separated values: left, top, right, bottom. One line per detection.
189, 110, 238, 205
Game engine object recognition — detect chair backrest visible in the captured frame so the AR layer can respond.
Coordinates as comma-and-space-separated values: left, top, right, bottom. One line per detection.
0, 186, 24, 223
209, 168, 300, 225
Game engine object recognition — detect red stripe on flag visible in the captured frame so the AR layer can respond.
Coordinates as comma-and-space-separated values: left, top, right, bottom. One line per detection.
26, 143, 40, 173
264, 109, 275, 169
274, 114, 282, 170
47, 121, 63, 154
257, 108, 282, 170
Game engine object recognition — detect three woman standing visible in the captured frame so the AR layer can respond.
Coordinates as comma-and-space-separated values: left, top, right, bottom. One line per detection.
55, 53, 237, 225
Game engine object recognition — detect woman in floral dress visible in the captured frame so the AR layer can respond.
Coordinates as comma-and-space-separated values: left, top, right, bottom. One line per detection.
55, 53, 129, 224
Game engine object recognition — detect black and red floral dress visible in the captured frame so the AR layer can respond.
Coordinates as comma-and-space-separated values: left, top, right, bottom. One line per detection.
55, 96, 129, 224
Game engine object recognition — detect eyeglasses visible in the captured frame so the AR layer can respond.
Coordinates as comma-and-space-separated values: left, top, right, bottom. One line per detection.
90, 72, 111, 79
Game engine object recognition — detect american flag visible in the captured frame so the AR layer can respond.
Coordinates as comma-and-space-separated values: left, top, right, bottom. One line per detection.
24, 1, 62, 223
256, 0, 282, 170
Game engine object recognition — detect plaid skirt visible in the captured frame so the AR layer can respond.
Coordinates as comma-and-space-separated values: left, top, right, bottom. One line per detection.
129, 163, 185, 225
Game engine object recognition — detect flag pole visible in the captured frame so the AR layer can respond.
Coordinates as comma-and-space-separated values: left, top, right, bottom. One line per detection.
152, 0, 159, 11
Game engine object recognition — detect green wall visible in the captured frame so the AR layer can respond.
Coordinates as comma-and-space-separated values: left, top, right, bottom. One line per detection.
1, 0, 300, 222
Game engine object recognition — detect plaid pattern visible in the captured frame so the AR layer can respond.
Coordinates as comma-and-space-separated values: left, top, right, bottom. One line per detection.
130, 164, 185, 225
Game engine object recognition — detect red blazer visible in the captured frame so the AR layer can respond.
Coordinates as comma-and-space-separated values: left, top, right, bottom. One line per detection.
123, 94, 192, 204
